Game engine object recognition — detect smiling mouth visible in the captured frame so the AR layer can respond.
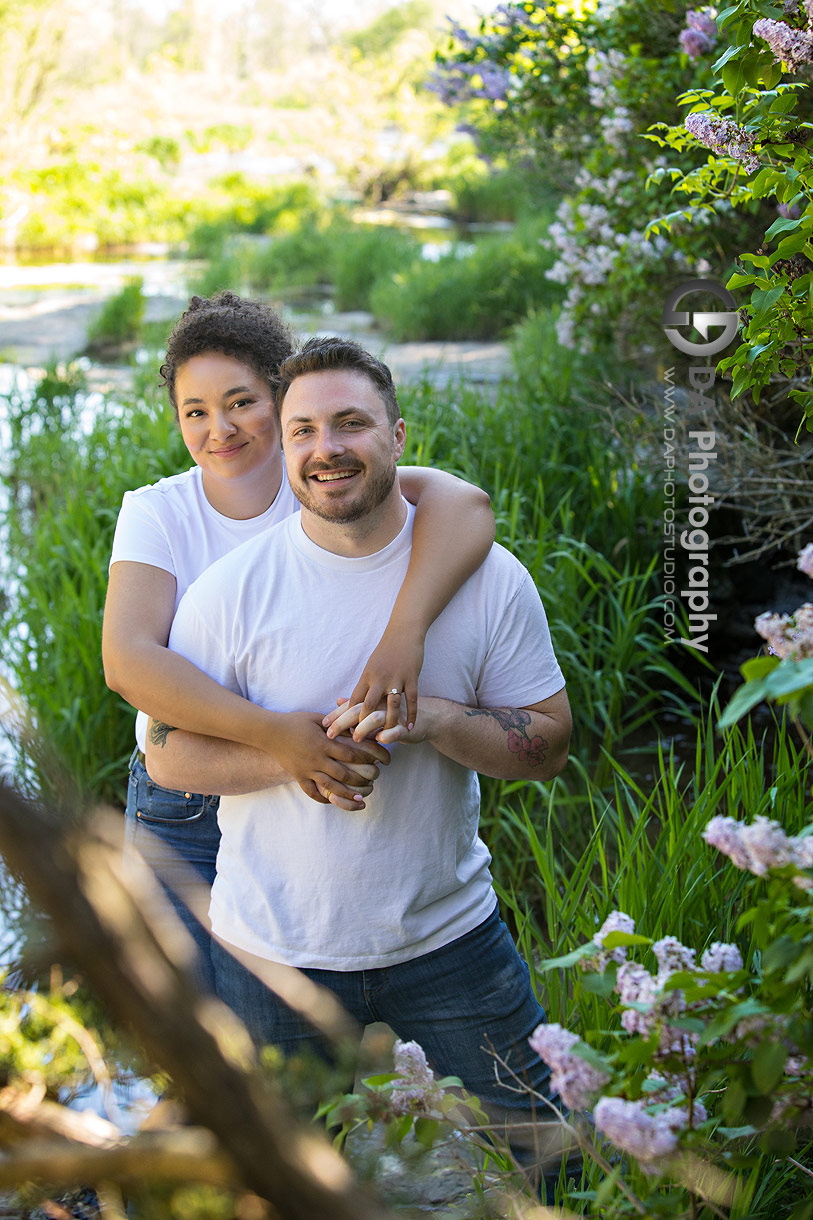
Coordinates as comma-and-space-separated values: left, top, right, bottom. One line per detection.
310, 469, 360, 483
212, 443, 247, 456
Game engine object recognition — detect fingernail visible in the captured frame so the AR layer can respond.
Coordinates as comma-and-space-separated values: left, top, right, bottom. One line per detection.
408, 723, 414, 731
353, 794, 364, 803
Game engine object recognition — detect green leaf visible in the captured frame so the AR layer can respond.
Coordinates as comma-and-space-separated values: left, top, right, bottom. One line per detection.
580, 970, 617, 996
362, 1072, 398, 1087
765, 215, 803, 239
540, 942, 602, 971
727, 272, 756, 289
763, 657, 813, 698
722, 1079, 747, 1125
601, 931, 652, 949
712, 43, 742, 73
750, 284, 786, 326
722, 60, 747, 97
752, 1039, 787, 1092
414, 1117, 440, 1148
741, 654, 780, 680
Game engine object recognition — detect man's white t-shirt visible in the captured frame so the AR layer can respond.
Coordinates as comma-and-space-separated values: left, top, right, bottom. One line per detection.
168, 501, 566, 971
109, 464, 298, 751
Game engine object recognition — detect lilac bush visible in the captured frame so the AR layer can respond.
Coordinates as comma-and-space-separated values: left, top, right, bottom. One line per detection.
429, 1, 764, 358
530, 850, 812, 1213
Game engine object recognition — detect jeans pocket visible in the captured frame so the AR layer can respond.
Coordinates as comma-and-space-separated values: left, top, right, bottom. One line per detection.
133, 770, 207, 825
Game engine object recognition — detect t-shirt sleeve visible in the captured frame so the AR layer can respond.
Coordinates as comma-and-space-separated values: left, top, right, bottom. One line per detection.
475, 569, 565, 709
108, 489, 176, 575
168, 589, 242, 697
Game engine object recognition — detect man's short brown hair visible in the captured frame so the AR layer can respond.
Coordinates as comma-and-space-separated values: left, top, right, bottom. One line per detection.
275, 337, 401, 426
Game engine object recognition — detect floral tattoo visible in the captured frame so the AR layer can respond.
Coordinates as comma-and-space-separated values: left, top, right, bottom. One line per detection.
148, 720, 177, 749
464, 707, 548, 767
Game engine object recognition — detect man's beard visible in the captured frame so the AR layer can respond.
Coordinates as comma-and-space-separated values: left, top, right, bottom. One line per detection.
294, 458, 398, 524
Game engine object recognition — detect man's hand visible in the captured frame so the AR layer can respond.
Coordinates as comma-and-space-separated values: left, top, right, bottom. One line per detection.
323, 690, 571, 781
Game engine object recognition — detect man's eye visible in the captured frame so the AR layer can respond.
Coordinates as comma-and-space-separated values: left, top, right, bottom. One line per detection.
232, 398, 252, 408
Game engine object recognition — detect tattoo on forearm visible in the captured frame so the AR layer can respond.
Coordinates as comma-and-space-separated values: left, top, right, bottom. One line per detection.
148, 720, 177, 749
464, 707, 548, 767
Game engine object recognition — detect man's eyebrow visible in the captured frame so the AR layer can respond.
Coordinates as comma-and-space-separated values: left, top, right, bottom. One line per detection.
286, 407, 373, 424
181, 385, 253, 406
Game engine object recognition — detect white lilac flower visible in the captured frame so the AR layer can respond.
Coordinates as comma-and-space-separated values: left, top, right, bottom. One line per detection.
753, 17, 813, 70
391, 1039, 445, 1116
798, 543, 813, 579
685, 110, 759, 173
528, 1023, 611, 1110
701, 942, 743, 972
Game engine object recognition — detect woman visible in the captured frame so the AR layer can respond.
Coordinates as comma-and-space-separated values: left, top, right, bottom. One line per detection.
102, 291, 495, 982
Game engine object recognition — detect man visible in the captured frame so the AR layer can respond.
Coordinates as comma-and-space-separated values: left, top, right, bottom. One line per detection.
146, 337, 572, 1181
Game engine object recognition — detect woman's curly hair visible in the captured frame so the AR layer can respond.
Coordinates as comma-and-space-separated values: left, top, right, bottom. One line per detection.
159, 291, 295, 414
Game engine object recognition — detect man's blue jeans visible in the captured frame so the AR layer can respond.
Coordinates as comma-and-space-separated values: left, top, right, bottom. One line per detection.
212, 903, 567, 1198
124, 750, 220, 992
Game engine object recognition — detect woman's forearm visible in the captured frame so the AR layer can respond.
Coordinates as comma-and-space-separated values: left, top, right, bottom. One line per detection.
396, 466, 494, 630
110, 638, 280, 750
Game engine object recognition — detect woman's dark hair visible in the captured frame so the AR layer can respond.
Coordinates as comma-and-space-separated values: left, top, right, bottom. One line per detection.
159, 291, 295, 414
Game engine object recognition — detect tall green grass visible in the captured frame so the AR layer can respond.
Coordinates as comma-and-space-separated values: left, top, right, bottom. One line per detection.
1, 363, 188, 808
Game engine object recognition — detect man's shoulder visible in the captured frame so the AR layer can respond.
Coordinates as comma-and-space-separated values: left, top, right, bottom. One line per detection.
182, 514, 295, 602
472, 541, 535, 596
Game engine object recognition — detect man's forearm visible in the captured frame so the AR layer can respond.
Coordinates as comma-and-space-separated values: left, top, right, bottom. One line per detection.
145, 720, 290, 795
419, 694, 570, 781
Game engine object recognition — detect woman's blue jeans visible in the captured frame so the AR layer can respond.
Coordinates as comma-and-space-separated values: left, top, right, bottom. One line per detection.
124, 750, 220, 992
212, 904, 567, 1199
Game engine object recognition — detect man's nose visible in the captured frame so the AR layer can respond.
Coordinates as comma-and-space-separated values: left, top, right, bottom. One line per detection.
312, 426, 346, 461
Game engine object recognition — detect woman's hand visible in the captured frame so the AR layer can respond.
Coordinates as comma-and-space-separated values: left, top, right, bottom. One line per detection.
345, 627, 424, 735
273, 711, 389, 810
323, 697, 409, 745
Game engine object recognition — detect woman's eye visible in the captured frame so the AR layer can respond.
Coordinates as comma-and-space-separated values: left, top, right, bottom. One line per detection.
232, 398, 252, 409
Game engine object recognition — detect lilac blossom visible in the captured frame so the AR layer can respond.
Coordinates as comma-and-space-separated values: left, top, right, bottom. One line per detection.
391, 1040, 446, 1116
680, 9, 718, 58
591, 910, 636, 967
593, 1097, 699, 1171
753, 17, 813, 70
778, 201, 802, 219
653, 936, 697, 977
685, 110, 759, 173
528, 1023, 610, 1110
704, 815, 813, 884
680, 27, 716, 58
798, 543, 813, 579
701, 942, 743, 973
754, 605, 813, 660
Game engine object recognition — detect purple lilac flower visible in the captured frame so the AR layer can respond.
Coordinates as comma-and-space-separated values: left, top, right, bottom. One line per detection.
680, 27, 715, 58
701, 942, 743, 972
685, 110, 759, 173
593, 1098, 697, 1171
798, 543, 813, 579
653, 937, 697, 977
753, 17, 813, 69
687, 8, 718, 39
391, 1039, 445, 1116
592, 910, 636, 965
528, 1023, 610, 1110
704, 814, 808, 878
702, 815, 753, 869
778, 201, 802, 219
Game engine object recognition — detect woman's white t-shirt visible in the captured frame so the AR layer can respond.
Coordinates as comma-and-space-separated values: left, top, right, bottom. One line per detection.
109, 464, 298, 751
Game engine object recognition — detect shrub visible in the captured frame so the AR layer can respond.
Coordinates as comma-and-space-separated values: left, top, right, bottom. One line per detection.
370, 220, 562, 340
85, 279, 145, 352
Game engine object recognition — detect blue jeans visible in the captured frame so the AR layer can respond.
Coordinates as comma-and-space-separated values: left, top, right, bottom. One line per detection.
212, 904, 568, 1198
124, 751, 220, 992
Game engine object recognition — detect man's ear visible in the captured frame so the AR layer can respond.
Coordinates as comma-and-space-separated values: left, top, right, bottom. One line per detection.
393, 418, 406, 461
